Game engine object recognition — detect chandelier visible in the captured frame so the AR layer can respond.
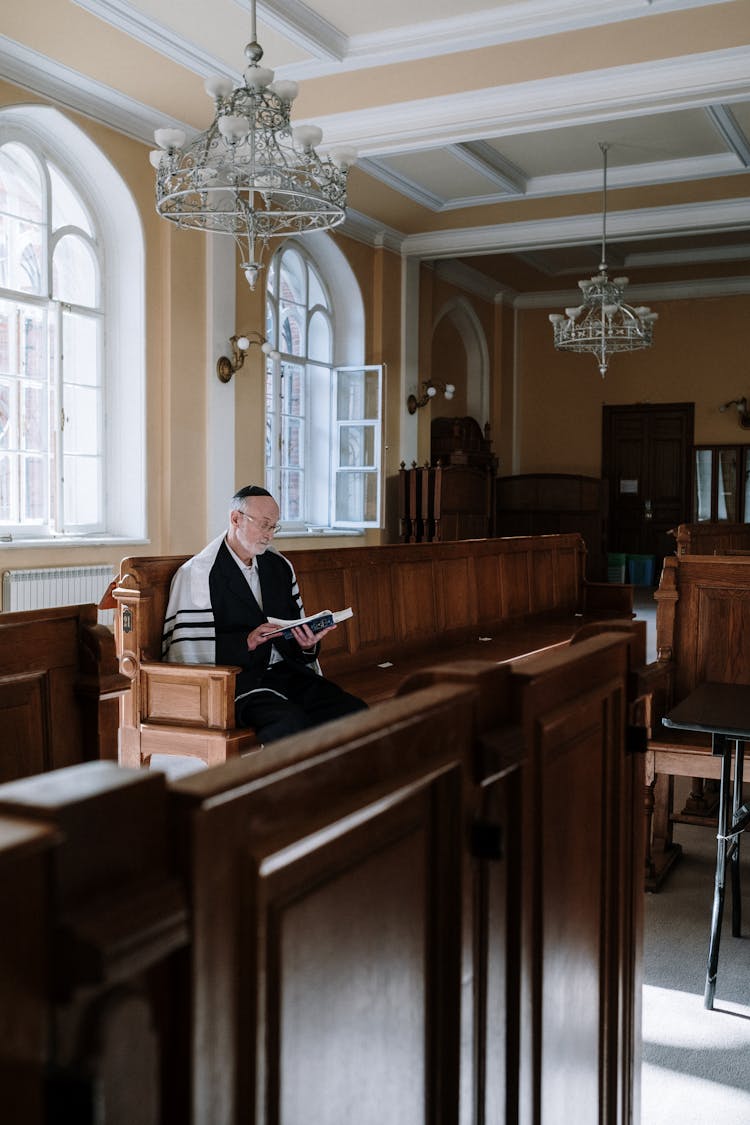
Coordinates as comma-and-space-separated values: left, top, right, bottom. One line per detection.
549, 143, 657, 377
150, 0, 355, 289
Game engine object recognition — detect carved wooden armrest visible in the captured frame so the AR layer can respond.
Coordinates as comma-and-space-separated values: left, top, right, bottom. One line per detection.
139, 661, 241, 731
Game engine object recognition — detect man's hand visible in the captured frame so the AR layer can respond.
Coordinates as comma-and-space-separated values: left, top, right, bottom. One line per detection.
246, 623, 281, 651
289, 621, 337, 650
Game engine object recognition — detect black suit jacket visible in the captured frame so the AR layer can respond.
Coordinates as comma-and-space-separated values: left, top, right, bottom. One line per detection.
208, 541, 319, 698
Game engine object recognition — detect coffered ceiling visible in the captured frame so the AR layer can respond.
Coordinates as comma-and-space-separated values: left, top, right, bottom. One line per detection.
2, 0, 749, 297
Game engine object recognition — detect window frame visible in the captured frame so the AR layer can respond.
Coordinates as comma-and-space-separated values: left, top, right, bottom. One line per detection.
0, 106, 146, 546
264, 240, 382, 533
693, 443, 750, 523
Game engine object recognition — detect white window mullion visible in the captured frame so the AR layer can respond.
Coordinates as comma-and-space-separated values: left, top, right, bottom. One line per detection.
51, 299, 63, 531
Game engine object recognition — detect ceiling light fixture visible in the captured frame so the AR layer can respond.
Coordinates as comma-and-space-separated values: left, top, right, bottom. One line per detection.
549, 143, 657, 377
150, 0, 356, 290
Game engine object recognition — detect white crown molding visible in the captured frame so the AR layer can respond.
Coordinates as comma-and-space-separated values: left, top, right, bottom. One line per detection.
432, 260, 516, 304
310, 46, 750, 155
71, 0, 239, 80
516, 274, 750, 308
401, 197, 750, 258
357, 157, 448, 211
338, 208, 404, 254
52, 0, 738, 86
276, 0, 730, 81
625, 243, 750, 268
0, 34, 185, 144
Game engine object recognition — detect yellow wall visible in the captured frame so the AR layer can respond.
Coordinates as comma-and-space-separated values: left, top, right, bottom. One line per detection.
515, 294, 750, 475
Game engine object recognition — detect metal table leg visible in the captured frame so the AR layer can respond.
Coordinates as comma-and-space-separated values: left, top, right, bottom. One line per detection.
730, 740, 744, 938
705, 733, 730, 1009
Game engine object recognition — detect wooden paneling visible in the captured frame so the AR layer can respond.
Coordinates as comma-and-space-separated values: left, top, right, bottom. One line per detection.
171, 685, 473, 1125
0, 605, 128, 779
512, 636, 637, 1125
671, 521, 750, 556
113, 535, 631, 768
0, 636, 642, 1125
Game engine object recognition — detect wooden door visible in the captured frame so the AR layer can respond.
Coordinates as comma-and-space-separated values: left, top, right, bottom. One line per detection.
602, 403, 694, 563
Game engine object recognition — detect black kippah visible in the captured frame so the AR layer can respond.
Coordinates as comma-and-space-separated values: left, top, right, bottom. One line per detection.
233, 484, 272, 500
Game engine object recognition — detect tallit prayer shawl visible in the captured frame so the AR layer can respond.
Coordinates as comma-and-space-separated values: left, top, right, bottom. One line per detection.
162, 534, 224, 663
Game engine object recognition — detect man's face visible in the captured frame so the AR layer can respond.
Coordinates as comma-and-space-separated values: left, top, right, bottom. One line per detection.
227, 496, 281, 563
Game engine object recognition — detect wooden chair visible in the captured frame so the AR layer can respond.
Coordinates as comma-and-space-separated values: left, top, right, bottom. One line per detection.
112, 556, 259, 770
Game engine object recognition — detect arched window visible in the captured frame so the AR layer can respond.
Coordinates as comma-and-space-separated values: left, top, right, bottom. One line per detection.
0, 107, 145, 542
264, 240, 382, 530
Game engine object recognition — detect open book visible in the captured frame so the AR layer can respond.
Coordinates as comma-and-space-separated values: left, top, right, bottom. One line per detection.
265, 607, 353, 640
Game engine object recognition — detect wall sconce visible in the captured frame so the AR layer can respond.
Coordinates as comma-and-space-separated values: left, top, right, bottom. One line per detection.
407, 380, 456, 414
719, 397, 750, 429
216, 331, 280, 383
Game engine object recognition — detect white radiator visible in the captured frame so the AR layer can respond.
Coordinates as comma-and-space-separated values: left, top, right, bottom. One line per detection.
1, 565, 116, 627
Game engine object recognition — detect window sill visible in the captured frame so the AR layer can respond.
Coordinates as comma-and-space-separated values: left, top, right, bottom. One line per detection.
0, 536, 150, 549
275, 528, 365, 540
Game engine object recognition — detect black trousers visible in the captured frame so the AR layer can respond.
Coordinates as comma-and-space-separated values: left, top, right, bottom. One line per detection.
235, 661, 368, 744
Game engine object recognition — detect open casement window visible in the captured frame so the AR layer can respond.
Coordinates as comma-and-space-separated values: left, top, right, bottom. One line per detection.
0, 140, 104, 537
693, 444, 750, 522
332, 365, 383, 528
264, 242, 380, 532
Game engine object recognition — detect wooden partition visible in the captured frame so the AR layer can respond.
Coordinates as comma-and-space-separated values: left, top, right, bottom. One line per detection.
669, 522, 750, 556
0, 635, 643, 1125
112, 534, 634, 769
0, 604, 128, 781
496, 474, 608, 580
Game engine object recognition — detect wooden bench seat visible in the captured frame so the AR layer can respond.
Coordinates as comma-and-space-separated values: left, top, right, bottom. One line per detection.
112, 533, 634, 769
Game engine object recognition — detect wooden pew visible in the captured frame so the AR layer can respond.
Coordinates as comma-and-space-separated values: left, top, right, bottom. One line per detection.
0, 634, 642, 1124
112, 534, 634, 770
645, 553, 750, 888
0, 604, 129, 781
670, 521, 750, 556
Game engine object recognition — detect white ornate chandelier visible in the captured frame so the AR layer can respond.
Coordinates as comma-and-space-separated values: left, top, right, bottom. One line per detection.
150, 0, 355, 289
549, 143, 657, 377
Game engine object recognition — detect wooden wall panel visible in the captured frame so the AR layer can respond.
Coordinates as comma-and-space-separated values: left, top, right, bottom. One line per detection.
267, 800, 429, 1125
392, 561, 440, 641
346, 562, 397, 653
512, 637, 633, 1125
436, 556, 477, 633
172, 685, 472, 1125
0, 605, 126, 778
0, 676, 49, 782
499, 553, 533, 618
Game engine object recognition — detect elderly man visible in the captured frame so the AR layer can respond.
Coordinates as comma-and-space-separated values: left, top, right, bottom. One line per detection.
163, 484, 367, 743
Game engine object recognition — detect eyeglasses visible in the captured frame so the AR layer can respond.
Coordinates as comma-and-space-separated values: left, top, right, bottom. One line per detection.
239, 511, 281, 535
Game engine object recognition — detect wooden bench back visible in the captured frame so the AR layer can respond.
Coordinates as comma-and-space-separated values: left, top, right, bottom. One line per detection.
670, 522, 750, 556
656, 554, 750, 701
115, 534, 589, 678
0, 604, 127, 780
